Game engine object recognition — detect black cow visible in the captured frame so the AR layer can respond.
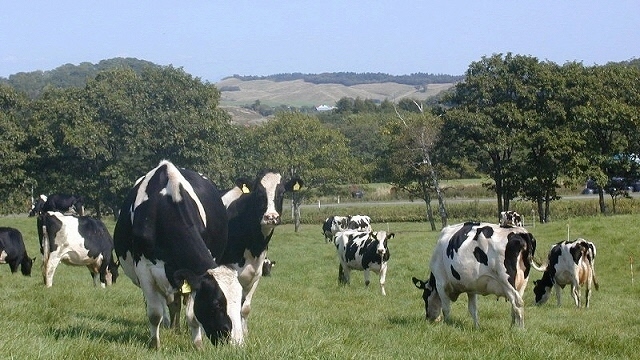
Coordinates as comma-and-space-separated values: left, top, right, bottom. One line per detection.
0, 227, 34, 276
38, 211, 119, 287
113, 160, 243, 349
30, 194, 84, 216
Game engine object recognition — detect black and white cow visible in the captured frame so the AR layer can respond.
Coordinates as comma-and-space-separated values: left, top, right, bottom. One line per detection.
347, 215, 372, 231
113, 160, 243, 349
217, 170, 303, 335
262, 258, 276, 276
0, 227, 35, 276
499, 210, 523, 227
412, 222, 537, 328
533, 238, 599, 308
38, 211, 119, 288
335, 230, 394, 295
30, 194, 85, 216
322, 215, 350, 243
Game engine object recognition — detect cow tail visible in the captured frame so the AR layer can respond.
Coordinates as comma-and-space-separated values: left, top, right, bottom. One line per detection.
41, 224, 50, 283
590, 258, 599, 291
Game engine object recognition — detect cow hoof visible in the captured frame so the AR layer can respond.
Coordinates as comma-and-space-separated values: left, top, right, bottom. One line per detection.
148, 337, 160, 350
193, 339, 204, 350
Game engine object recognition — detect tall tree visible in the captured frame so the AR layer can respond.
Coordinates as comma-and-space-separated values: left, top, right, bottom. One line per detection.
0, 84, 31, 213
383, 105, 446, 230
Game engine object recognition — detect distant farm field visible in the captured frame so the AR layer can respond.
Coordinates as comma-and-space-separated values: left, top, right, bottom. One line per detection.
1, 214, 639, 359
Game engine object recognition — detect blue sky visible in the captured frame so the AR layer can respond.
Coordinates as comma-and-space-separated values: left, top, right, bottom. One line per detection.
1, 1, 638, 82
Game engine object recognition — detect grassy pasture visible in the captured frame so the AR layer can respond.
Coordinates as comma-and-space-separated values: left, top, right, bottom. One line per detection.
1, 214, 639, 359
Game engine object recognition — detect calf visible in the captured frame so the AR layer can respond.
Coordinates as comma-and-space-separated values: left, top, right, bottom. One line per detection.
322, 215, 350, 243
412, 222, 537, 328
335, 230, 394, 295
0, 227, 34, 276
38, 211, 118, 288
533, 238, 599, 308
113, 160, 243, 348
347, 215, 372, 231
499, 211, 523, 227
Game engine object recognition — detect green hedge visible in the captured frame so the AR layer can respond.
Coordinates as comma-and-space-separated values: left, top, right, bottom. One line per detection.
290, 196, 640, 226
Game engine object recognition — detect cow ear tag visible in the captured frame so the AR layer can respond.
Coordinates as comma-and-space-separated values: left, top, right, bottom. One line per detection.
241, 184, 250, 194
293, 181, 301, 191
181, 281, 192, 294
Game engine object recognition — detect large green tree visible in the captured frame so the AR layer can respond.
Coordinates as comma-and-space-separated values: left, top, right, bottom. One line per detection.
0, 84, 31, 213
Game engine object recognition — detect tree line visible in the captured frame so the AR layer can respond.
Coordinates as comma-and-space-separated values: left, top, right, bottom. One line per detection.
1, 54, 639, 226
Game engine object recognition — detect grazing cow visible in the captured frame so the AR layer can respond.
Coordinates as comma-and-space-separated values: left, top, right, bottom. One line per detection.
262, 258, 276, 276
533, 238, 599, 308
113, 160, 243, 349
217, 170, 303, 335
412, 222, 537, 328
335, 230, 394, 295
322, 215, 350, 243
347, 215, 372, 231
0, 227, 35, 276
38, 211, 119, 288
30, 194, 85, 216
499, 210, 523, 227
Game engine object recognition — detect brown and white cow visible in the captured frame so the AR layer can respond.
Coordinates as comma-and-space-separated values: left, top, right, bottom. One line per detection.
335, 230, 394, 295
412, 222, 537, 328
533, 238, 599, 308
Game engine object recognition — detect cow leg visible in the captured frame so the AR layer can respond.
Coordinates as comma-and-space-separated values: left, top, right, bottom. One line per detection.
183, 293, 205, 350
139, 283, 166, 349
378, 263, 388, 296
466, 293, 479, 327
240, 277, 262, 336
363, 269, 371, 287
167, 291, 182, 331
555, 284, 562, 307
571, 283, 581, 307
43, 253, 62, 287
338, 264, 348, 284
507, 292, 525, 328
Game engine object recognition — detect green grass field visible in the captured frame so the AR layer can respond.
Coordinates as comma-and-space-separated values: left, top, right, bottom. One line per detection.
1, 214, 639, 359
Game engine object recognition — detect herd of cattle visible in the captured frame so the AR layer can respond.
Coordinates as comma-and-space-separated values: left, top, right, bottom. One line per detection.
0, 160, 600, 349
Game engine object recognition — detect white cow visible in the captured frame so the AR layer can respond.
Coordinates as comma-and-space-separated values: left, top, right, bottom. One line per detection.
335, 230, 394, 295
499, 210, 523, 227
533, 238, 599, 307
412, 222, 537, 328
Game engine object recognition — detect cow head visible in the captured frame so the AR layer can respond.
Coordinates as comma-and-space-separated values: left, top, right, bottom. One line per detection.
412, 273, 442, 321
20, 256, 35, 276
174, 268, 241, 346
372, 231, 394, 257
29, 195, 47, 217
230, 171, 303, 233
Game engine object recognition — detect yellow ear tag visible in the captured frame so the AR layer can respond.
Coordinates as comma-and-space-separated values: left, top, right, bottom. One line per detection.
181, 281, 192, 294
293, 182, 301, 191
241, 184, 250, 194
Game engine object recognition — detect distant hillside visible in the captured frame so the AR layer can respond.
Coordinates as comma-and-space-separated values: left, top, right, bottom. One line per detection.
226, 72, 464, 86
217, 77, 456, 108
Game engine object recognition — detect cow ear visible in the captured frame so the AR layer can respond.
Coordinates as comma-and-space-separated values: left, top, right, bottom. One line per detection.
286, 178, 303, 192
174, 269, 203, 292
387, 233, 395, 240
412, 276, 426, 289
